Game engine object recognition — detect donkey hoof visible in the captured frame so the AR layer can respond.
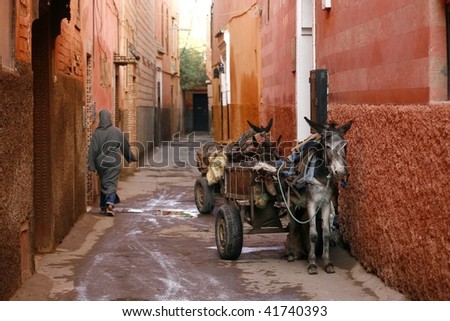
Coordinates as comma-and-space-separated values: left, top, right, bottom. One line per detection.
325, 263, 335, 274
308, 264, 318, 275
287, 255, 295, 262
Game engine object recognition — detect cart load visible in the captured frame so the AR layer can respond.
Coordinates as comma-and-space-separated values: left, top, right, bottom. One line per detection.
193, 118, 345, 267
194, 119, 279, 214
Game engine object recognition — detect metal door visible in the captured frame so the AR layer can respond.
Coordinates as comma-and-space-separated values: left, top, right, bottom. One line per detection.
193, 93, 208, 132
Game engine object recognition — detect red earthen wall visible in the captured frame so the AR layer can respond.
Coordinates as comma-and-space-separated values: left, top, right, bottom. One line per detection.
315, 0, 447, 104
260, 0, 296, 142
0, 63, 34, 300
316, 0, 450, 300
0, 0, 35, 300
227, 5, 261, 139
51, 74, 86, 244
211, 0, 259, 65
329, 104, 450, 300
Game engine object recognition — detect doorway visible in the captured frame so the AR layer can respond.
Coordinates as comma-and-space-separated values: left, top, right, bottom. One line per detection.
193, 93, 208, 132
32, 12, 53, 253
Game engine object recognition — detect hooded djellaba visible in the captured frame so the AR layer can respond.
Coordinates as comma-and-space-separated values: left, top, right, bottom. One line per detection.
88, 109, 137, 216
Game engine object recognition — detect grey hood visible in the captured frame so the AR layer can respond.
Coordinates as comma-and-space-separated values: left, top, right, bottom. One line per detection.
98, 109, 113, 129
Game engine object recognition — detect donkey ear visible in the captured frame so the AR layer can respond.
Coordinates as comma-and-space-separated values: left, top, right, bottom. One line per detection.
276, 134, 282, 145
304, 117, 326, 133
252, 135, 258, 147
263, 118, 273, 133
338, 120, 353, 134
247, 120, 260, 133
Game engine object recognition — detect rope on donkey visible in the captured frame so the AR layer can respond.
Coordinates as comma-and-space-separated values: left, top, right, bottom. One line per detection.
276, 162, 331, 225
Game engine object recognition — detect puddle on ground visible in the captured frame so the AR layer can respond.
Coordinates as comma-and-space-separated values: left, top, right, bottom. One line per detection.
125, 208, 198, 218
157, 209, 198, 218
207, 245, 284, 254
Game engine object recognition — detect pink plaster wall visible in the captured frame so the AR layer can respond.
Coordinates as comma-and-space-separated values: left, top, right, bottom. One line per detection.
260, 0, 296, 142
90, 0, 119, 112
315, 0, 447, 104
317, 0, 450, 300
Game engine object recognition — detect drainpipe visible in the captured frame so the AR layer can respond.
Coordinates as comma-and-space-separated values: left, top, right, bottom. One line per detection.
224, 30, 231, 108
295, 0, 315, 140
224, 30, 231, 139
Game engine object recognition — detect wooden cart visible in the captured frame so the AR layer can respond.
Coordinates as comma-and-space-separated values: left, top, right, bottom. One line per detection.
198, 162, 289, 260
193, 131, 312, 260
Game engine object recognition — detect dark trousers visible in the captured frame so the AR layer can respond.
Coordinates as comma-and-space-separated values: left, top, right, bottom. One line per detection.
100, 191, 120, 209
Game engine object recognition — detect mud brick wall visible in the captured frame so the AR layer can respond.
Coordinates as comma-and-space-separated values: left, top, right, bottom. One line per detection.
0, 62, 34, 300
329, 103, 450, 300
51, 74, 86, 244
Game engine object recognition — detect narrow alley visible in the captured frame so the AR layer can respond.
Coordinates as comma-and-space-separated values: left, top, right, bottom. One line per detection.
2, 0, 449, 306
11, 135, 405, 301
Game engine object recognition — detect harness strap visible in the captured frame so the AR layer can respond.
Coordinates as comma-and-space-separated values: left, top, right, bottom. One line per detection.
304, 155, 317, 183
277, 162, 331, 225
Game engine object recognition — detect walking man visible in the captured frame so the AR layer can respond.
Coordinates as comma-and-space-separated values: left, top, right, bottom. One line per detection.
88, 109, 137, 216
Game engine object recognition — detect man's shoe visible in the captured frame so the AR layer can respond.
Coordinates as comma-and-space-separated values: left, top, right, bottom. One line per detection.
106, 204, 115, 216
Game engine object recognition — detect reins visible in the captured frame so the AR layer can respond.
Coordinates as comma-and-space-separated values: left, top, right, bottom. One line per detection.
276, 162, 332, 225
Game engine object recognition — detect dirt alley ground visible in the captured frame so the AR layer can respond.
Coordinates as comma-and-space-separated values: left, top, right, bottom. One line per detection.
11, 135, 407, 301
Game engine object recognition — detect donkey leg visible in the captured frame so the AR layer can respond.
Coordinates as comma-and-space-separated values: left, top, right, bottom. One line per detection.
307, 203, 318, 275
321, 203, 335, 274
287, 223, 295, 262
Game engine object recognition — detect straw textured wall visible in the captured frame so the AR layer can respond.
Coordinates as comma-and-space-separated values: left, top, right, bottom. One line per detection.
330, 103, 450, 300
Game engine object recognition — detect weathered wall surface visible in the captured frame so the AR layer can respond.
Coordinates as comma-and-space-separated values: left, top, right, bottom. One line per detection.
137, 106, 156, 155
329, 104, 450, 300
161, 107, 172, 142
210, 0, 258, 65
260, 0, 296, 142
227, 6, 261, 140
0, 62, 34, 300
157, 0, 181, 140
134, 0, 157, 152
316, 0, 450, 300
51, 74, 86, 244
315, 0, 447, 104
183, 91, 194, 133
210, 0, 297, 143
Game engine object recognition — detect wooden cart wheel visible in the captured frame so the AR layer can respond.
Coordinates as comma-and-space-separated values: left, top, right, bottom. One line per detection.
215, 204, 243, 260
194, 177, 215, 214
